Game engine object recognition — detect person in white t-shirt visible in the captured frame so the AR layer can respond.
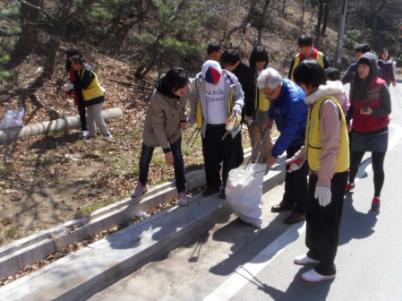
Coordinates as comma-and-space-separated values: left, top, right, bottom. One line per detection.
188, 60, 245, 198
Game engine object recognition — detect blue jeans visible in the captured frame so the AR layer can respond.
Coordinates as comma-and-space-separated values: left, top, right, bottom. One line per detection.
138, 138, 186, 193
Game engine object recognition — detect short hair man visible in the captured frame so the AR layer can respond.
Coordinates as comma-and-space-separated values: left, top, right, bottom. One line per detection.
221, 49, 256, 140
257, 67, 308, 224
342, 43, 371, 84
207, 42, 223, 61
288, 34, 330, 82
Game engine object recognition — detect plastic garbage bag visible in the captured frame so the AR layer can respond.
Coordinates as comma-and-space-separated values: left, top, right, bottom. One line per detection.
225, 163, 266, 228
0, 107, 25, 129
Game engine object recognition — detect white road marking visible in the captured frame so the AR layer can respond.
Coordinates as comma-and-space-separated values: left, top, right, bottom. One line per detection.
204, 123, 402, 301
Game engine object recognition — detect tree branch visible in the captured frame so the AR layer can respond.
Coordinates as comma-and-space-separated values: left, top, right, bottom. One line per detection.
16, 0, 57, 22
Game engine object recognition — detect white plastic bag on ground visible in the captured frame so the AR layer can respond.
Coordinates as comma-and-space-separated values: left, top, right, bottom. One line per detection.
225, 163, 266, 228
0, 107, 25, 129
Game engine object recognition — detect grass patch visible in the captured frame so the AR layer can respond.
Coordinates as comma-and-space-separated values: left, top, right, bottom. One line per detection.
4, 226, 18, 239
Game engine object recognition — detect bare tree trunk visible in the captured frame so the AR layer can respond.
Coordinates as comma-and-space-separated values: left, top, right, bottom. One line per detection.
5, 0, 41, 69
257, 0, 271, 44
316, 0, 324, 37
300, 0, 306, 30
281, 0, 287, 16
321, 2, 329, 35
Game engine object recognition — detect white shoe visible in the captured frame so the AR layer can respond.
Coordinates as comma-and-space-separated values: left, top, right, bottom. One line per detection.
294, 254, 320, 266
301, 269, 335, 282
82, 130, 89, 138
103, 134, 113, 141
178, 192, 189, 207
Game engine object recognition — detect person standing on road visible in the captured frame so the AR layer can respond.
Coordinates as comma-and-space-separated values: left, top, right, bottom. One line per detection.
292, 60, 349, 282
248, 45, 272, 162
131, 67, 190, 206
70, 55, 112, 141
257, 67, 308, 224
288, 34, 329, 82
345, 52, 391, 212
378, 49, 396, 87
342, 44, 371, 84
188, 60, 244, 198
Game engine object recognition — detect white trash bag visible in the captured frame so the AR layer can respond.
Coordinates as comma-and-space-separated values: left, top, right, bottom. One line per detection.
225, 163, 266, 228
0, 107, 25, 129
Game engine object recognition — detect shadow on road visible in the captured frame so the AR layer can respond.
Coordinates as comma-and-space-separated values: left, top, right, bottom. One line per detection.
339, 193, 377, 245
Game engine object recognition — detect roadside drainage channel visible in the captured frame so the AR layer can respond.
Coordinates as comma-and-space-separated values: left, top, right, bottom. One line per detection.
0, 148, 265, 279
0, 162, 285, 301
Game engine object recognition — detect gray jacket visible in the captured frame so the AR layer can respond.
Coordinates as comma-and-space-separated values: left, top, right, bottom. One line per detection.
187, 70, 244, 137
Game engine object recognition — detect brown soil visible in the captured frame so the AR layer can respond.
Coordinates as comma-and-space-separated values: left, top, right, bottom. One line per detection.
0, 4, 337, 245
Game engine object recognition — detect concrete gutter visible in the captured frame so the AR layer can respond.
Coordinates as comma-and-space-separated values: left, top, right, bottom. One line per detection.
0, 164, 207, 278
0, 108, 123, 144
0, 163, 285, 301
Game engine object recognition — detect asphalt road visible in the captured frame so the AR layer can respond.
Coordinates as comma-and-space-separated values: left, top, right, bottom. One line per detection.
89, 83, 402, 301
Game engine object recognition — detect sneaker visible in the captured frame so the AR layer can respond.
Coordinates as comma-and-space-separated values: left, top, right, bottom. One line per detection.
178, 192, 189, 207
345, 182, 355, 193
271, 202, 294, 213
202, 186, 219, 197
294, 254, 320, 266
301, 269, 335, 282
131, 182, 147, 199
103, 134, 113, 141
371, 197, 380, 212
82, 130, 89, 138
284, 212, 305, 224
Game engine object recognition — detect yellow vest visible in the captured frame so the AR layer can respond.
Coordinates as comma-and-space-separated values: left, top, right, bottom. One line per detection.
196, 89, 234, 129
306, 96, 349, 173
80, 69, 104, 101
291, 51, 324, 82
256, 88, 270, 112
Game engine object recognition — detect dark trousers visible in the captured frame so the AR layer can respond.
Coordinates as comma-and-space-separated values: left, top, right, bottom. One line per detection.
349, 151, 386, 197
282, 144, 308, 213
306, 171, 348, 275
202, 124, 243, 189
138, 138, 186, 193
77, 102, 87, 131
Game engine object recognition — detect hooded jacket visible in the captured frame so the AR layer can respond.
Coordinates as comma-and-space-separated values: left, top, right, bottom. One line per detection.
305, 80, 349, 187
348, 52, 391, 133
188, 61, 244, 138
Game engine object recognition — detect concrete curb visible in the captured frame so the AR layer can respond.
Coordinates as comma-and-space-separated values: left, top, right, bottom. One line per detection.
0, 164, 285, 301
0, 148, 263, 278
0, 108, 122, 144
0, 164, 206, 278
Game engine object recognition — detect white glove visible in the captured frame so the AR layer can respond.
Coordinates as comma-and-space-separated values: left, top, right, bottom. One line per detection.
314, 186, 332, 207
62, 81, 74, 92
286, 159, 304, 173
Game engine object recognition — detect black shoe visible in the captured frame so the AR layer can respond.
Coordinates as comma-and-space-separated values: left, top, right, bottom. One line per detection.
284, 212, 305, 224
271, 202, 294, 213
202, 186, 220, 197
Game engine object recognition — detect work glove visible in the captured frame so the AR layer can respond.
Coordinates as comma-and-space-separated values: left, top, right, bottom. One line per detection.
286, 159, 304, 173
226, 111, 241, 131
314, 186, 332, 207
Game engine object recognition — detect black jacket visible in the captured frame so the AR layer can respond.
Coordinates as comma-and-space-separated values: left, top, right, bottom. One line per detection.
232, 62, 256, 120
